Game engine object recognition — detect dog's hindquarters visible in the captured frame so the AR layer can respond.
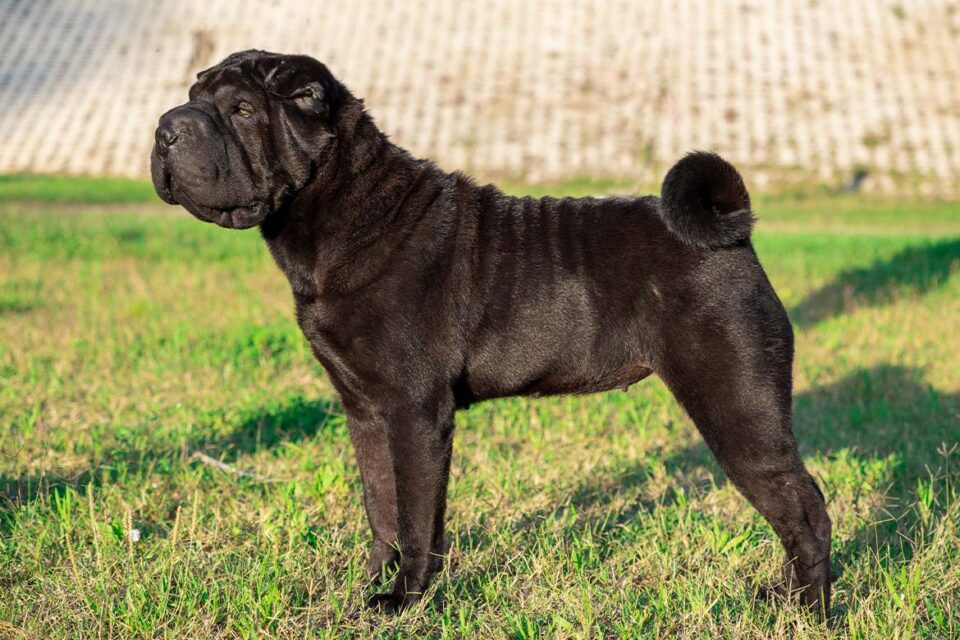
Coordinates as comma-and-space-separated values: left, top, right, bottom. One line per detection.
656, 260, 831, 613
653, 154, 832, 615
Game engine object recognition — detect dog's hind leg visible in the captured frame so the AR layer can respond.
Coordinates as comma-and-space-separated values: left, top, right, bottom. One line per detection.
656, 306, 832, 617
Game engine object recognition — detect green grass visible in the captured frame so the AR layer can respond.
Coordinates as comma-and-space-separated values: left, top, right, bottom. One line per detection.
1, 184, 958, 638
0, 175, 159, 204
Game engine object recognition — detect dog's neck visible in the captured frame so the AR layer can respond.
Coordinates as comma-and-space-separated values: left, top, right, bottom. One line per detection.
260, 97, 446, 298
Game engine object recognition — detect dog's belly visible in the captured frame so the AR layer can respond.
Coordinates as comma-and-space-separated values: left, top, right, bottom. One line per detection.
462, 288, 657, 403
464, 348, 654, 403
511, 362, 655, 398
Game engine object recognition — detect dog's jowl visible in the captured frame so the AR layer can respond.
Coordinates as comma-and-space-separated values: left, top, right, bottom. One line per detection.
152, 50, 832, 616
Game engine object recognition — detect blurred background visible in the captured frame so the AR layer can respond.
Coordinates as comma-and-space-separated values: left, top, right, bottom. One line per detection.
1, 0, 959, 195
1, 2, 959, 637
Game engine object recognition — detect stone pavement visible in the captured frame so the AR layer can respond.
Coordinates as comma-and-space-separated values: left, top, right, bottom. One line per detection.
0, 0, 958, 195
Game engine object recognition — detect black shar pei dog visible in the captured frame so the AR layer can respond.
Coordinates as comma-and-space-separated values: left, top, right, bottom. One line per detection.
151, 50, 831, 616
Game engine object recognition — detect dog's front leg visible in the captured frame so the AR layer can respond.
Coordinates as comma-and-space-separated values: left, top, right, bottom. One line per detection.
346, 411, 400, 583
367, 396, 455, 612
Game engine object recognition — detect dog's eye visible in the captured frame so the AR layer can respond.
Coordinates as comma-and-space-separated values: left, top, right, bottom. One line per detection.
234, 102, 254, 119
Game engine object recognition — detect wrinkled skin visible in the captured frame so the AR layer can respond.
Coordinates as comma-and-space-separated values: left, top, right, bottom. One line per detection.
152, 50, 832, 618
151, 51, 339, 229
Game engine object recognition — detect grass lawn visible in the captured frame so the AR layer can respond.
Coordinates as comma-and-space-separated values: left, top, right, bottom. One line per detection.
0, 178, 958, 638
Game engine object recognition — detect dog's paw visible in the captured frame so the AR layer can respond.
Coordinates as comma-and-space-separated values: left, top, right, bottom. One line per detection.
754, 580, 831, 621
366, 593, 401, 613
366, 591, 420, 613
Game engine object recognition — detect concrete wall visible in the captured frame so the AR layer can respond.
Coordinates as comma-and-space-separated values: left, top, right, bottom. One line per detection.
1, 0, 958, 195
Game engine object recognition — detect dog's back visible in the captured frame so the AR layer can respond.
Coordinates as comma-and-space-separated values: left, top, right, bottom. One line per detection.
459, 154, 772, 403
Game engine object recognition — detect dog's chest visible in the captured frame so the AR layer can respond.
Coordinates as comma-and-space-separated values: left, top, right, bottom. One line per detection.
292, 294, 409, 398
294, 297, 359, 365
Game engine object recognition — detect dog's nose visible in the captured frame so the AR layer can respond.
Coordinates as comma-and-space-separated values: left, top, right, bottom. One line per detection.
155, 123, 178, 151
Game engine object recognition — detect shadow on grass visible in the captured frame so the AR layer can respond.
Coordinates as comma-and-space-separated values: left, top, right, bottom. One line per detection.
794, 364, 957, 479
193, 395, 342, 460
0, 301, 36, 315
790, 238, 960, 328
0, 395, 341, 519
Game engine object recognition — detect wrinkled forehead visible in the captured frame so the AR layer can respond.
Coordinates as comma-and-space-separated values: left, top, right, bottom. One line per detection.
188, 64, 255, 102
190, 51, 288, 100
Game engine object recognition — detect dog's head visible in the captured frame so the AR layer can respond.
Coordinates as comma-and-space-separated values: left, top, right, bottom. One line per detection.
151, 50, 344, 228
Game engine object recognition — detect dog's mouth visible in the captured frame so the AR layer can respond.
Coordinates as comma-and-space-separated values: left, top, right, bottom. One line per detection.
175, 187, 270, 229
156, 166, 177, 205
153, 160, 269, 230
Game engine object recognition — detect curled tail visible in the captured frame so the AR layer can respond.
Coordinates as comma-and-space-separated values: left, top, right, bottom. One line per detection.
659, 151, 755, 249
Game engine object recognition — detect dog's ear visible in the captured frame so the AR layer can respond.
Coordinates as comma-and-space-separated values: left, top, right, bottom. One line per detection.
263, 57, 340, 120
286, 82, 329, 119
